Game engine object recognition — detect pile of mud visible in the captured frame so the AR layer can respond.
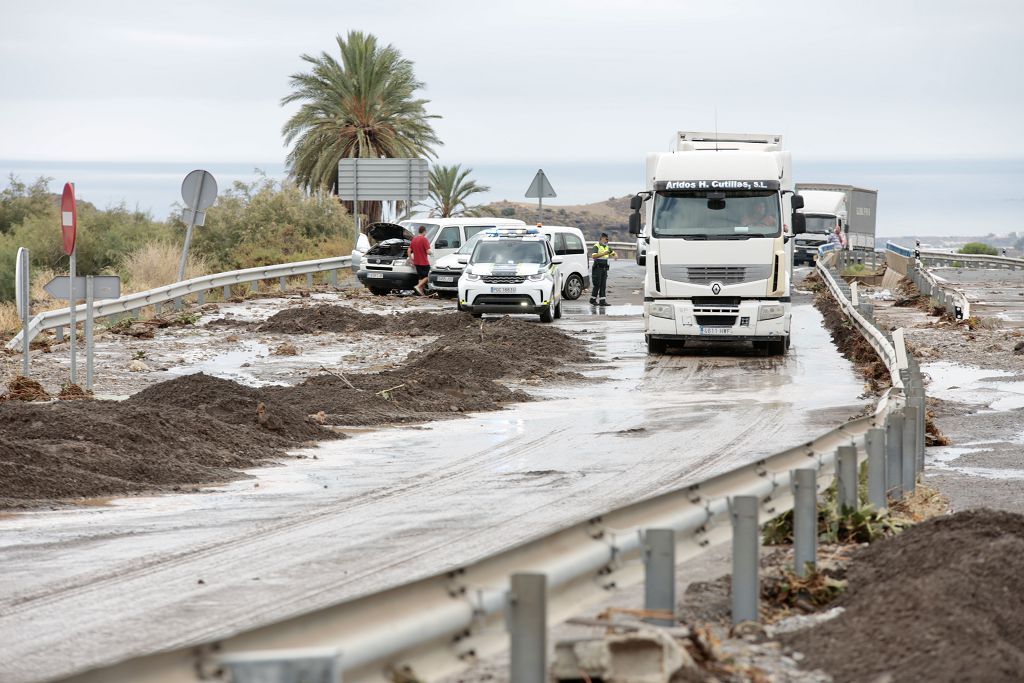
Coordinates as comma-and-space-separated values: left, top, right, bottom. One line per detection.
1, 312, 592, 506
256, 305, 473, 336
784, 509, 1024, 682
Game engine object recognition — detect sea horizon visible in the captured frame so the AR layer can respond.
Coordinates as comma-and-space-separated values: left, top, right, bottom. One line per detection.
2, 157, 1022, 238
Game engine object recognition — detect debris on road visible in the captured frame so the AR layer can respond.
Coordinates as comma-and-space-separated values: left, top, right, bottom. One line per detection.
1, 376, 50, 402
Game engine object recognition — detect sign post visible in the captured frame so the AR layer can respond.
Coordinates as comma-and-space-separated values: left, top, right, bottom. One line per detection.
16, 247, 30, 376
44, 275, 121, 392
178, 170, 218, 282
61, 183, 78, 384
525, 169, 557, 224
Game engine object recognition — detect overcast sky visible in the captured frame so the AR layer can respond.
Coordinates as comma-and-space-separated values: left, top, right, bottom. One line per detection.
2, 0, 1023, 166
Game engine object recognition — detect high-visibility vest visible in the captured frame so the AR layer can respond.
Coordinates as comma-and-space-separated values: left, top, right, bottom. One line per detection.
593, 243, 616, 260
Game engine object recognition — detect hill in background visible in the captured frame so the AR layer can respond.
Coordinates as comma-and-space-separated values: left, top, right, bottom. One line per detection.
481, 196, 632, 242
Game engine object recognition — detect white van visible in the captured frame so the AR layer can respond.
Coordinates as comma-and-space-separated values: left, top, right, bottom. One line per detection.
430, 224, 590, 299
353, 217, 525, 294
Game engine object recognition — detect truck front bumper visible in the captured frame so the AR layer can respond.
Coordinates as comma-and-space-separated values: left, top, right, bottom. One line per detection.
644, 299, 790, 340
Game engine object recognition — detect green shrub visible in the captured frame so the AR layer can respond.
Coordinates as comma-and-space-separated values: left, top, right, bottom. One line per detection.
959, 242, 998, 256
500, 207, 516, 217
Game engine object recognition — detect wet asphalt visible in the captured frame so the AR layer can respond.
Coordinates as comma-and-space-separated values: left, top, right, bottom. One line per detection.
0, 263, 870, 683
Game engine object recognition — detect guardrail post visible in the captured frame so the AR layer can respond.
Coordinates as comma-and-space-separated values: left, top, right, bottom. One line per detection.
55, 325, 64, 343
329, 269, 338, 288
508, 573, 547, 683
866, 428, 887, 509
250, 280, 259, 294
197, 290, 206, 306
837, 445, 858, 511
223, 285, 231, 300
643, 528, 675, 627
792, 469, 817, 577
173, 296, 182, 312
279, 276, 287, 292
306, 272, 314, 289
730, 496, 759, 624
886, 412, 905, 501
902, 404, 919, 494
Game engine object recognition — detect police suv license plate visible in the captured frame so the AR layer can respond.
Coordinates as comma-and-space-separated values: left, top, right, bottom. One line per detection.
700, 326, 732, 335
437, 276, 454, 282
491, 287, 517, 293
367, 272, 384, 279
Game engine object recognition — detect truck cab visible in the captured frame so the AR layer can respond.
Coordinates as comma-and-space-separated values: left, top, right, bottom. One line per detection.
793, 190, 845, 265
629, 131, 805, 355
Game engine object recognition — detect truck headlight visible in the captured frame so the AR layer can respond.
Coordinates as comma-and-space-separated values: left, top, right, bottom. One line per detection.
528, 272, 546, 281
758, 304, 785, 321
649, 303, 674, 319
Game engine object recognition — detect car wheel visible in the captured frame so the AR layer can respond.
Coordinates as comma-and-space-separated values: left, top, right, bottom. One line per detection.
539, 300, 554, 323
563, 274, 584, 300
554, 300, 562, 319
369, 287, 389, 296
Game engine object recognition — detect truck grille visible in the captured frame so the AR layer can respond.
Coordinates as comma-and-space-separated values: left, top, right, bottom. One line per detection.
482, 275, 527, 284
695, 315, 737, 326
661, 265, 772, 285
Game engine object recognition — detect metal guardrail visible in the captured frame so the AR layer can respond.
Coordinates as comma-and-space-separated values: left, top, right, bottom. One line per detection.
916, 248, 1023, 270
6, 256, 352, 350
884, 243, 971, 321
56, 254, 925, 683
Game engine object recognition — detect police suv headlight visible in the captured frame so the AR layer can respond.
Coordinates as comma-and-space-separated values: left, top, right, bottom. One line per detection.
464, 271, 481, 281
758, 304, 785, 321
528, 272, 546, 281
649, 303, 674, 319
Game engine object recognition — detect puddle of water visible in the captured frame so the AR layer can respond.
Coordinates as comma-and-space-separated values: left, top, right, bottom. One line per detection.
163, 339, 364, 387
923, 361, 1024, 412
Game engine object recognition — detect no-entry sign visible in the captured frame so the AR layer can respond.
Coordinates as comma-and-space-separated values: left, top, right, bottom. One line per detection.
61, 183, 77, 255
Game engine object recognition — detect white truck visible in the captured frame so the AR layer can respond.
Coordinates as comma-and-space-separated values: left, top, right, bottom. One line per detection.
793, 183, 878, 263
628, 131, 806, 355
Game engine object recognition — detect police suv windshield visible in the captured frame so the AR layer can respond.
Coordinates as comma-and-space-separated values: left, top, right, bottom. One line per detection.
653, 191, 781, 239
470, 240, 549, 265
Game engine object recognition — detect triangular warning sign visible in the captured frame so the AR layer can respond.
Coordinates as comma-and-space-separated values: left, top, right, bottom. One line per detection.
525, 169, 557, 199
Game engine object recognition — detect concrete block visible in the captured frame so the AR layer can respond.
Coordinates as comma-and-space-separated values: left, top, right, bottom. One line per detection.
553, 629, 694, 683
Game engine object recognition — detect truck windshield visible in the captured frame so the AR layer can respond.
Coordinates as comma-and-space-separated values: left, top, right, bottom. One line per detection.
653, 191, 780, 238
471, 241, 549, 265
803, 215, 835, 234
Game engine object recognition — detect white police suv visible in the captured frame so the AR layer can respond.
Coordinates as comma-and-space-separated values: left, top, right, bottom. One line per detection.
457, 228, 564, 323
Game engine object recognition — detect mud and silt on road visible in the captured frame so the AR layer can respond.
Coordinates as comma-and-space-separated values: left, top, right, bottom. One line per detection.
1, 308, 592, 507
780, 509, 1024, 683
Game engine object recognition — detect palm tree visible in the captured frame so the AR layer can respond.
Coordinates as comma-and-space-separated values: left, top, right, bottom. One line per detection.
281, 31, 441, 224
425, 164, 491, 217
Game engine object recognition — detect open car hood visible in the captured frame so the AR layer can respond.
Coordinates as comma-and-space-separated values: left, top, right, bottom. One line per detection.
366, 222, 413, 243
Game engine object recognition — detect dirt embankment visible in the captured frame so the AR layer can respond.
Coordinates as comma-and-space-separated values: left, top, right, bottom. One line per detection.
1, 309, 593, 508
804, 273, 890, 392
782, 509, 1024, 682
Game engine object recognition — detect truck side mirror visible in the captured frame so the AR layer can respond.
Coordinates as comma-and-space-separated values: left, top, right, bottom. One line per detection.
791, 194, 805, 210
792, 213, 807, 235
630, 195, 644, 211
629, 212, 642, 235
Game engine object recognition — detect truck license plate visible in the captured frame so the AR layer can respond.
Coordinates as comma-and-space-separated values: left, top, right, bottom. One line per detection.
367, 272, 384, 279
491, 287, 517, 294
437, 276, 454, 282
700, 326, 732, 335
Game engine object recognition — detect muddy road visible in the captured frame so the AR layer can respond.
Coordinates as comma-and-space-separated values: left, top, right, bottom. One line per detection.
0, 265, 869, 683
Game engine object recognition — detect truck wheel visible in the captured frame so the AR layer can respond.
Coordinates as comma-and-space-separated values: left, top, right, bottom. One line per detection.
646, 335, 667, 354
768, 338, 787, 356
539, 300, 554, 323
369, 287, 389, 296
563, 274, 584, 300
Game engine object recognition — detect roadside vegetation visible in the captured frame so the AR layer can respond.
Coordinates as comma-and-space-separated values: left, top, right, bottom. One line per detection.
423, 163, 490, 217
958, 241, 999, 255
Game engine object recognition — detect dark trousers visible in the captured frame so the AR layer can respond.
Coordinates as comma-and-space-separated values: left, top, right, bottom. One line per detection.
592, 263, 609, 300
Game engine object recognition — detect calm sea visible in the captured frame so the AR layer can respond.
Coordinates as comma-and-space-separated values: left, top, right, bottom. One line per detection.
2, 158, 1022, 238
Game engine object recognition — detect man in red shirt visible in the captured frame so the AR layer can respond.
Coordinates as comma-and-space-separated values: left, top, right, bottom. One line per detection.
409, 225, 432, 295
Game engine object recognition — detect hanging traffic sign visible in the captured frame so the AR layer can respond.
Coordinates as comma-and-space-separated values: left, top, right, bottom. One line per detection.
525, 169, 557, 199
61, 183, 77, 255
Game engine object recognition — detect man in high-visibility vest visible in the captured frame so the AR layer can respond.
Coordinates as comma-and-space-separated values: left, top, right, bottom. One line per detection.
589, 233, 616, 305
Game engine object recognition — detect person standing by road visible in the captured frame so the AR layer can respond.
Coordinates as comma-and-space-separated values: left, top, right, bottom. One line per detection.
590, 233, 616, 305
410, 225, 432, 296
